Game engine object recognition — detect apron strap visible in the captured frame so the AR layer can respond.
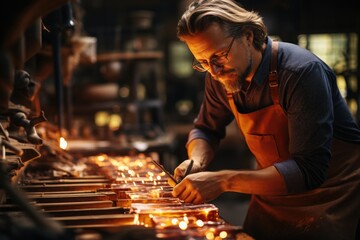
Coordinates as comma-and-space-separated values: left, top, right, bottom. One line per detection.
269, 41, 279, 104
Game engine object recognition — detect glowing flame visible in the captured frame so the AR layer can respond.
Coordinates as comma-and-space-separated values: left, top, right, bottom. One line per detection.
219, 231, 228, 238
183, 214, 189, 223
171, 218, 179, 225
205, 231, 215, 239
59, 137, 67, 150
196, 219, 204, 227
97, 155, 106, 161
178, 221, 188, 230
133, 214, 140, 225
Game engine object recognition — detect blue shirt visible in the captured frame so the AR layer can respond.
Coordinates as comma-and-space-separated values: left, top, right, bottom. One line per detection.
188, 37, 360, 193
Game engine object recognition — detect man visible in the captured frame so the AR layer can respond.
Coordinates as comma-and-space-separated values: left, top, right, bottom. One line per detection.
170, 0, 360, 239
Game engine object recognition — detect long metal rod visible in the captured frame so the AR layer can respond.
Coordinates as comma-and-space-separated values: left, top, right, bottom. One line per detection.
52, 29, 64, 137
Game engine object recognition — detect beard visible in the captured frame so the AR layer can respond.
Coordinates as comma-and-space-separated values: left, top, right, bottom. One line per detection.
215, 51, 253, 93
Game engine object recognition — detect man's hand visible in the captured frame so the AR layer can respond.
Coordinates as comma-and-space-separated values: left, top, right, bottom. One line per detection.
168, 159, 193, 187
173, 159, 194, 183
172, 171, 225, 204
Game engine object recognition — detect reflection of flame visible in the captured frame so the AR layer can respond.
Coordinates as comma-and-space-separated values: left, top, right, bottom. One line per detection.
59, 137, 68, 150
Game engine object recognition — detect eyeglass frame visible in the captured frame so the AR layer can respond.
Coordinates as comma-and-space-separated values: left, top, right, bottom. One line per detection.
192, 36, 236, 72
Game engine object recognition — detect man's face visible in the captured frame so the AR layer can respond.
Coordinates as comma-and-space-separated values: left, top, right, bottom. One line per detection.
182, 23, 253, 93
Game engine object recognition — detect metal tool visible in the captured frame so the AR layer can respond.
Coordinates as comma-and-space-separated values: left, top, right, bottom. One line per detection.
151, 159, 194, 185
183, 159, 194, 177
151, 159, 178, 184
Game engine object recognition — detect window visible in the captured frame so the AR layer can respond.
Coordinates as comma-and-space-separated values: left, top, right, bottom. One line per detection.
298, 33, 358, 117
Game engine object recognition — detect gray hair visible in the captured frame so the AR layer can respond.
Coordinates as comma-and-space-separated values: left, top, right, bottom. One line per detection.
177, 0, 267, 50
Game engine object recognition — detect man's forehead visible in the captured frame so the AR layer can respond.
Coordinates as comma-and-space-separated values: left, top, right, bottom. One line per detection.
182, 23, 227, 54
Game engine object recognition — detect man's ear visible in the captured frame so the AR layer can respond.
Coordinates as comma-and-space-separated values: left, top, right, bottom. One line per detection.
243, 28, 254, 45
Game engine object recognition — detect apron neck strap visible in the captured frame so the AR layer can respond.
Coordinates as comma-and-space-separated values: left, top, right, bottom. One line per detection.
269, 41, 279, 104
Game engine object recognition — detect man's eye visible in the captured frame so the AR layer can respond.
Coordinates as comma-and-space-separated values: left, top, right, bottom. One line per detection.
211, 56, 227, 64
199, 60, 209, 66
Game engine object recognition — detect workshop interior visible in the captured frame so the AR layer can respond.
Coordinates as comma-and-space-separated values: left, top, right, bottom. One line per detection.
0, 0, 359, 239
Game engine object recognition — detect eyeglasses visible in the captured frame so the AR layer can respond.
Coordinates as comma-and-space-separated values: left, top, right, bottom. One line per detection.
192, 37, 235, 72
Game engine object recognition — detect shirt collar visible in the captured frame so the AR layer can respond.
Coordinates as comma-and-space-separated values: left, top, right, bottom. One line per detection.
252, 36, 272, 85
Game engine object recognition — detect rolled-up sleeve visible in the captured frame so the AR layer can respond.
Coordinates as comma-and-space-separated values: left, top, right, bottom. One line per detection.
274, 159, 307, 193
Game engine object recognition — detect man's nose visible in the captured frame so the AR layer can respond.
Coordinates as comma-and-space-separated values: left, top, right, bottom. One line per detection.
208, 64, 223, 76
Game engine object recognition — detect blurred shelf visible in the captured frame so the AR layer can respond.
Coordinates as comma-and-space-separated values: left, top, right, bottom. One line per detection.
74, 99, 162, 113
96, 51, 163, 62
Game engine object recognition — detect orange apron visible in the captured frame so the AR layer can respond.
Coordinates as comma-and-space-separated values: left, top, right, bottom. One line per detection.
227, 42, 360, 239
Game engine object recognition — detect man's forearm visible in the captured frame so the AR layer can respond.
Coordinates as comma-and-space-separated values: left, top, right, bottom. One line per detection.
222, 166, 288, 195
